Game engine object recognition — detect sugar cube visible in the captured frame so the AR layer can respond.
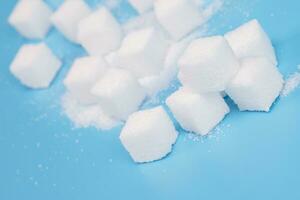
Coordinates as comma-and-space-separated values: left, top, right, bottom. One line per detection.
10, 43, 61, 89
166, 87, 229, 135
64, 56, 109, 105
225, 19, 277, 65
91, 68, 146, 121
129, 0, 153, 14
51, 0, 91, 43
154, 0, 204, 40
178, 36, 240, 93
8, 0, 53, 39
77, 7, 123, 56
225, 57, 283, 112
120, 106, 178, 163
116, 27, 169, 78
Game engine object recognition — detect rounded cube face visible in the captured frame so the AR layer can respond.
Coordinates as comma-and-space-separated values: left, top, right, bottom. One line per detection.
91, 68, 146, 120
77, 8, 123, 56
225, 57, 283, 112
119, 106, 178, 163
129, 0, 153, 13
178, 36, 240, 93
225, 19, 277, 65
8, 0, 52, 39
10, 43, 61, 89
51, 0, 91, 42
166, 88, 229, 135
154, 0, 203, 40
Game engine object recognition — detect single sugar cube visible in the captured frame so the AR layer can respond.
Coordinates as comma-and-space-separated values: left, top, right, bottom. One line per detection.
77, 7, 123, 56
166, 87, 229, 135
116, 27, 169, 78
178, 36, 240, 93
225, 57, 283, 112
10, 43, 61, 89
64, 56, 108, 105
91, 68, 146, 121
225, 19, 277, 65
8, 0, 53, 39
119, 106, 178, 163
129, 0, 153, 14
154, 0, 204, 40
51, 0, 91, 43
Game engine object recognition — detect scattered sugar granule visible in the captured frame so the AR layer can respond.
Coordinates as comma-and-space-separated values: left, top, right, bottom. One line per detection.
281, 66, 300, 97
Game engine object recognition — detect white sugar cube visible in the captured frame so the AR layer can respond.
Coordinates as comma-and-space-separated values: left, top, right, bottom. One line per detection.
8, 0, 53, 39
10, 43, 61, 89
120, 106, 178, 163
225, 19, 277, 65
116, 27, 169, 78
178, 36, 240, 93
129, 0, 153, 14
64, 56, 109, 105
166, 87, 229, 135
77, 7, 123, 56
225, 57, 283, 112
91, 68, 146, 120
154, 0, 204, 40
51, 0, 91, 43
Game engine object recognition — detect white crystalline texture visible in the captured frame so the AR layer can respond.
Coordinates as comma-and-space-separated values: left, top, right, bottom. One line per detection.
120, 106, 178, 163
225, 19, 277, 65
225, 57, 283, 112
166, 87, 229, 135
10, 43, 61, 89
64, 56, 108, 105
8, 0, 53, 39
154, 0, 204, 40
178, 36, 240, 93
129, 0, 153, 14
91, 68, 146, 121
51, 0, 91, 43
116, 27, 169, 78
77, 7, 123, 56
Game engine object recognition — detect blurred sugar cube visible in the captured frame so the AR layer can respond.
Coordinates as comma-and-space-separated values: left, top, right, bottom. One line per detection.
8, 0, 53, 39
178, 36, 240, 93
225, 19, 277, 65
154, 0, 204, 40
64, 56, 109, 105
91, 68, 146, 121
129, 0, 153, 14
77, 7, 123, 56
10, 43, 61, 89
120, 106, 178, 163
166, 87, 229, 135
51, 0, 91, 43
116, 27, 169, 78
226, 57, 283, 112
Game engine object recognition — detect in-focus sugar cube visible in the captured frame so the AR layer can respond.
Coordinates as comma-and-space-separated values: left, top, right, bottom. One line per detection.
64, 56, 108, 105
51, 0, 91, 43
178, 36, 240, 93
154, 0, 204, 40
225, 57, 283, 112
8, 0, 53, 39
129, 0, 153, 14
77, 7, 123, 56
10, 43, 61, 89
225, 19, 277, 65
120, 106, 178, 163
91, 68, 146, 120
166, 87, 229, 135
116, 27, 169, 78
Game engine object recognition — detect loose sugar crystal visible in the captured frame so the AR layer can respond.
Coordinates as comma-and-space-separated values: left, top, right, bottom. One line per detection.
120, 106, 178, 163
10, 43, 61, 89
166, 87, 229, 135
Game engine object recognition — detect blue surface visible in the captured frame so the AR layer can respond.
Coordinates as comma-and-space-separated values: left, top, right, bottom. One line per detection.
1, 0, 300, 200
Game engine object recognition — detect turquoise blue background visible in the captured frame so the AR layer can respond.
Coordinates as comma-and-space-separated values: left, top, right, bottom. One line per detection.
1, 0, 300, 199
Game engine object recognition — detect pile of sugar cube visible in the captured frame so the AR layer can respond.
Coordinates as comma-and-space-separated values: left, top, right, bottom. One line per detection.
9, 0, 283, 163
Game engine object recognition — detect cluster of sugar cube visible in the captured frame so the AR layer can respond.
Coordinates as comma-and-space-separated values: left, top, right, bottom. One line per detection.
8, 0, 283, 163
